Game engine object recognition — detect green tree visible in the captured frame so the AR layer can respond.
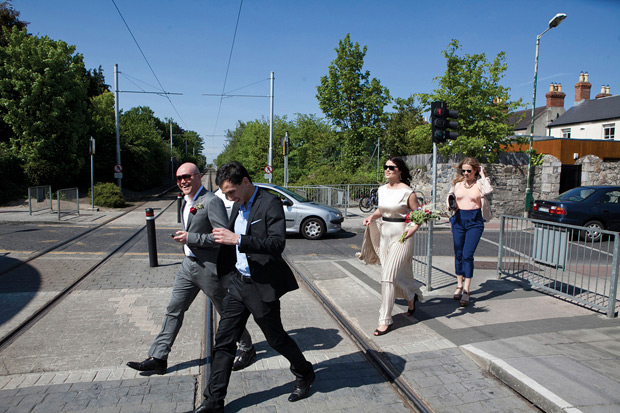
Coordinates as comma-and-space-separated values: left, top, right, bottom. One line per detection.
88, 91, 117, 183
316, 33, 391, 171
383, 96, 429, 157
0, 0, 27, 46
120, 106, 167, 189
84, 66, 109, 98
0, 28, 89, 187
416, 39, 524, 162
154, 118, 204, 172
215, 114, 374, 186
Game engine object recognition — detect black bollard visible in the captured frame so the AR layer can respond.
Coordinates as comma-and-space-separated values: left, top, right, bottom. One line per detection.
146, 208, 158, 267
177, 193, 182, 223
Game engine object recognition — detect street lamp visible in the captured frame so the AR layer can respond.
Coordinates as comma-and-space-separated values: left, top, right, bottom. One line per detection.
524, 13, 567, 216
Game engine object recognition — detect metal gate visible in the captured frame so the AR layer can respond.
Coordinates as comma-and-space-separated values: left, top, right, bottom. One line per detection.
498, 215, 620, 318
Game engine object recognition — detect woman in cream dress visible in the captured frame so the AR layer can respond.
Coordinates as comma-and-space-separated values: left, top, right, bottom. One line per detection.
362, 157, 424, 336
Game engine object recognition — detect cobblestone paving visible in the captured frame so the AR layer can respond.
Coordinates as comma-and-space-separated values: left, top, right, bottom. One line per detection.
291, 257, 538, 412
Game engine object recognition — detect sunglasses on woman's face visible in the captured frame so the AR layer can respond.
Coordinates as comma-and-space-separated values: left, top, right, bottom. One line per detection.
461, 169, 473, 174
383, 164, 397, 171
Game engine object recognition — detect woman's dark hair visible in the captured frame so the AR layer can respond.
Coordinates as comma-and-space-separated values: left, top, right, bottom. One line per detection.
215, 161, 251, 186
388, 156, 411, 186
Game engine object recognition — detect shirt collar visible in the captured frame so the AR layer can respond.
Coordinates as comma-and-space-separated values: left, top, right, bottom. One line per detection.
240, 186, 258, 212
185, 185, 204, 204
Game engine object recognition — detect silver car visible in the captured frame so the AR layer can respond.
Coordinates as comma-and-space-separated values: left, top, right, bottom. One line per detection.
255, 183, 343, 240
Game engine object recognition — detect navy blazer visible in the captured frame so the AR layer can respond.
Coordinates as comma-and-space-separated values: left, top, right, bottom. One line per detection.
217, 187, 298, 302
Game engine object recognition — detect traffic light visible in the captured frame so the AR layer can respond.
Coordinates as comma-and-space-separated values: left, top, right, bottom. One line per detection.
281, 131, 289, 155
431, 101, 458, 143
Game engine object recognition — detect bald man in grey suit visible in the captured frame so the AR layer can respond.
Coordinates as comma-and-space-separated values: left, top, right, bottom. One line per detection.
127, 163, 253, 375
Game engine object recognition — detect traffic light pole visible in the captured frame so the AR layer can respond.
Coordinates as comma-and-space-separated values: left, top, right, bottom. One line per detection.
427, 142, 438, 292
283, 131, 289, 188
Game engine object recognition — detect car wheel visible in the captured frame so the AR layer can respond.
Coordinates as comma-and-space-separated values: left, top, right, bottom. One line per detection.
301, 217, 326, 240
581, 220, 604, 242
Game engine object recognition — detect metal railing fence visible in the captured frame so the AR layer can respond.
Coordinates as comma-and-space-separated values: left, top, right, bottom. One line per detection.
411, 221, 433, 290
288, 184, 379, 217
57, 188, 80, 220
287, 184, 426, 216
28, 185, 52, 215
498, 215, 620, 318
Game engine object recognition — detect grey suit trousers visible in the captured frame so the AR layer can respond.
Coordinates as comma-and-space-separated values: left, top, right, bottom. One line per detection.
149, 257, 252, 359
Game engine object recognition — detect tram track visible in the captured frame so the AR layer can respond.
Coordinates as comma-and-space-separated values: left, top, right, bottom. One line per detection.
285, 255, 432, 413
0, 168, 222, 353
2, 167, 432, 411
0, 195, 178, 353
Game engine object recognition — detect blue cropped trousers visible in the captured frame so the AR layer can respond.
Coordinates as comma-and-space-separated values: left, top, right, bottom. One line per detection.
450, 209, 485, 279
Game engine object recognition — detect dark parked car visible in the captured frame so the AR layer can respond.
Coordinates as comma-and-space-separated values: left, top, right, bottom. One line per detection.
531, 185, 620, 241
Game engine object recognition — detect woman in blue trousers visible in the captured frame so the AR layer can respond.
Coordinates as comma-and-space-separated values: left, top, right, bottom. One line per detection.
447, 158, 493, 306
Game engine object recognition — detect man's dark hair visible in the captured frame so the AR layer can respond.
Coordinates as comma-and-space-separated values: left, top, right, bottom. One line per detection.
216, 161, 251, 186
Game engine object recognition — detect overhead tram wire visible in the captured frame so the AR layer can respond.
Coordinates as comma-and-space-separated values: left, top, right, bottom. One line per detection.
110, 0, 188, 129
212, 0, 244, 136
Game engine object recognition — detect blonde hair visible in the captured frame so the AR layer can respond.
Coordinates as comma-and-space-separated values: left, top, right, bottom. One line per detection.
452, 157, 481, 186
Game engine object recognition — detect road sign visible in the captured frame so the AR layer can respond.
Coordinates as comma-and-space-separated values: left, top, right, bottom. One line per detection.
264, 165, 273, 174
114, 173, 123, 179
114, 164, 123, 173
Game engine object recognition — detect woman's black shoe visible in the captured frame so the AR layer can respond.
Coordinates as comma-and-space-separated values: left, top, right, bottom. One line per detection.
373, 324, 392, 336
407, 294, 419, 316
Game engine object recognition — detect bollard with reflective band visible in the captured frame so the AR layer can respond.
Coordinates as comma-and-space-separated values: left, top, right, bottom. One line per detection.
177, 193, 182, 223
145, 208, 158, 267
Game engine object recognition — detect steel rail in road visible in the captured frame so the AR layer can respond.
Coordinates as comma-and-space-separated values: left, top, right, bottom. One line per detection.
0, 192, 178, 352
285, 253, 433, 413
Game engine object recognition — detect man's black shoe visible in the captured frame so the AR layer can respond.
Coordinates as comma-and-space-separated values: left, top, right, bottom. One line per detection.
126, 357, 167, 375
288, 370, 316, 402
193, 401, 224, 413
232, 346, 256, 371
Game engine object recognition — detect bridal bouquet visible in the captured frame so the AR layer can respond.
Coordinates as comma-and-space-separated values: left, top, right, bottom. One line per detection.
399, 204, 441, 243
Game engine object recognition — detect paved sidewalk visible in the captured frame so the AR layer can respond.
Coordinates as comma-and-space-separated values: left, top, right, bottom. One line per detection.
1, 205, 620, 412
334, 213, 620, 413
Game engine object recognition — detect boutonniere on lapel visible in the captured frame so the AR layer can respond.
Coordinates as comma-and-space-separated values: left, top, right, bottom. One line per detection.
189, 203, 204, 215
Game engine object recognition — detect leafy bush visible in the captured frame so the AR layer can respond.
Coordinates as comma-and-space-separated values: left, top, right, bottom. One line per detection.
0, 150, 26, 204
90, 182, 125, 208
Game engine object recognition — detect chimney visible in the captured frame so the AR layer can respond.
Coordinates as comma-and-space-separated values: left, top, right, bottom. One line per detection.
595, 85, 612, 99
575, 71, 592, 103
546, 82, 566, 108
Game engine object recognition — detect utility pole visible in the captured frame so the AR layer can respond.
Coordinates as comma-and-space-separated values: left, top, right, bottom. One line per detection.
114, 64, 122, 190
170, 122, 173, 180
268, 71, 274, 184
283, 131, 289, 188
89, 136, 97, 211
113, 64, 182, 189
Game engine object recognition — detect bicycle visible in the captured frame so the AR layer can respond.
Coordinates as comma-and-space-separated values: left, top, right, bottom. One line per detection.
359, 188, 378, 213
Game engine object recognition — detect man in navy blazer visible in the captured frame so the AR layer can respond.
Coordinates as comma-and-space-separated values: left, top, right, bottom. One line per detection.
193, 161, 315, 413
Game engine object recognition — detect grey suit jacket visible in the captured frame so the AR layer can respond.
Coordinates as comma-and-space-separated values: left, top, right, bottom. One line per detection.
182, 187, 228, 275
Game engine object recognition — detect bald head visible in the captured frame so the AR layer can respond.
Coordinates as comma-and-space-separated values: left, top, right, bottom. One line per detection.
176, 163, 202, 198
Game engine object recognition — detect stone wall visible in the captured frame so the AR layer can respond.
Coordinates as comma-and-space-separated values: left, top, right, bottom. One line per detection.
577, 155, 620, 186
404, 154, 565, 217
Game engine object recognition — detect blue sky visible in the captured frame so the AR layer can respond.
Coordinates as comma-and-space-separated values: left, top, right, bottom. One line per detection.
13, 0, 620, 163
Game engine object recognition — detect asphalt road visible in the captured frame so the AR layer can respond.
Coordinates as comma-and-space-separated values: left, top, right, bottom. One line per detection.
284, 228, 502, 259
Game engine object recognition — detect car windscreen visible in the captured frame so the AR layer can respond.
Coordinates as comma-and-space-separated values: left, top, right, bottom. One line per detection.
556, 187, 597, 202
